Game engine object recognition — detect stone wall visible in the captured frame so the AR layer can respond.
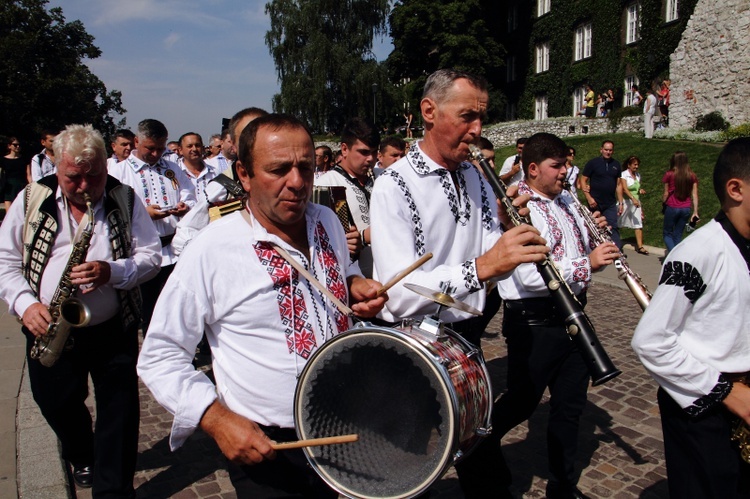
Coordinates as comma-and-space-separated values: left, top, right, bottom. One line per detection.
669, 0, 750, 129
316, 116, 643, 150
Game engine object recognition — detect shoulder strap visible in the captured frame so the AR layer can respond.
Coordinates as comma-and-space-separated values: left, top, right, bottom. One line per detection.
210, 174, 244, 198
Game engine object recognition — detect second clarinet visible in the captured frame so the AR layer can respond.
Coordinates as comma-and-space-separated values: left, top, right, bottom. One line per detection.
468, 144, 621, 386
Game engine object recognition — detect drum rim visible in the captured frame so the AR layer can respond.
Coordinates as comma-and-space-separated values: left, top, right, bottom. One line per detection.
293, 324, 462, 499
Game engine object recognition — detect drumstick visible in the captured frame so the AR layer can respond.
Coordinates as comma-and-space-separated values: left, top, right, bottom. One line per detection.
376, 252, 433, 297
271, 434, 359, 450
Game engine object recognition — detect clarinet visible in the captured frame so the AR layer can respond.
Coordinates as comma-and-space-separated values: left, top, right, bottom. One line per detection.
564, 177, 651, 310
468, 145, 621, 386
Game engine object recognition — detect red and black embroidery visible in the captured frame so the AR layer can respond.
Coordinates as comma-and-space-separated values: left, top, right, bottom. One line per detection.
313, 222, 349, 334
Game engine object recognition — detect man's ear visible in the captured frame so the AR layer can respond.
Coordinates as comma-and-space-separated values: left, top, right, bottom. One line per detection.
420, 97, 436, 125
526, 162, 539, 179
340, 142, 349, 159
235, 160, 252, 194
726, 178, 745, 203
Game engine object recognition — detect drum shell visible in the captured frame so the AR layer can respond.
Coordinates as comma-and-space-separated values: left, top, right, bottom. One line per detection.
294, 322, 492, 499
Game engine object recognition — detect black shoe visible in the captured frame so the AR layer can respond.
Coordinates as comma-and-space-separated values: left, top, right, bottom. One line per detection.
71, 464, 93, 488
546, 482, 590, 499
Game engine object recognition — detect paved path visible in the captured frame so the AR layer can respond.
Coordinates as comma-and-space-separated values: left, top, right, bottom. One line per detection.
7, 243, 671, 498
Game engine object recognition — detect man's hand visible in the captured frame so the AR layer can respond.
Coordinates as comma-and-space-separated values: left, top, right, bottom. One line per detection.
70, 261, 111, 294
22, 303, 52, 337
146, 204, 171, 220
347, 276, 387, 318
723, 382, 750, 426
589, 242, 620, 271
167, 202, 190, 217
200, 401, 276, 465
476, 225, 549, 281
345, 226, 363, 255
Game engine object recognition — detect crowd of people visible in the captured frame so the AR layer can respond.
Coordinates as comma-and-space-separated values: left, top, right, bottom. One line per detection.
0, 67, 747, 499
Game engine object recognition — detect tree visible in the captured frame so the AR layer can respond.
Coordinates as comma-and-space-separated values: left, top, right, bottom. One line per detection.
0, 0, 125, 141
265, 0, 390, 133
386, 0, 505, 120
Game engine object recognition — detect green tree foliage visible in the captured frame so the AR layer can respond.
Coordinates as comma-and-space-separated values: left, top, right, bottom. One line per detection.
0, 0, 125, 140
386, 0, 505, 120
265, 0, 390, 133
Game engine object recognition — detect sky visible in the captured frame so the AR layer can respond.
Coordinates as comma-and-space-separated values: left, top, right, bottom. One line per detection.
49, 0, 392, 142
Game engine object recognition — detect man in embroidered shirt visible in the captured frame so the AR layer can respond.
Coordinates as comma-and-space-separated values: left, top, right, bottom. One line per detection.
107, 129, 135, 170
370, 68, 549, 347
177, 132, 218, 203
0, 124, 161, 496
315, 117, 379, 274
30, 129, 58, 181
457, 133, 618, 499
138, 114, 386, 498
632, 138, 750, 498
108, 119, 196, 330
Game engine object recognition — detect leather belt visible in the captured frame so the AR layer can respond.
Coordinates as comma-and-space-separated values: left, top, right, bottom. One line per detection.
724, 372, 750, 384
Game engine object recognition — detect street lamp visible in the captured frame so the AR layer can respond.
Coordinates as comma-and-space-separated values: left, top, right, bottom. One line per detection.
372, 83, 378, 123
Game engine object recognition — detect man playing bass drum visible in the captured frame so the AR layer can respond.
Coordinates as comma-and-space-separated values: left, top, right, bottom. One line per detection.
456, 133, 619, 499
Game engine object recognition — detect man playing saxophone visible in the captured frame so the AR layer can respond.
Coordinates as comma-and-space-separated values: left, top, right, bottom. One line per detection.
0, 124, 161, 497
632, 138, 750, 498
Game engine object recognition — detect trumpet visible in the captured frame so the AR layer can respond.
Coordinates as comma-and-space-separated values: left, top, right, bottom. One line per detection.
469, 145, 620, 386
564, 178, 651, 310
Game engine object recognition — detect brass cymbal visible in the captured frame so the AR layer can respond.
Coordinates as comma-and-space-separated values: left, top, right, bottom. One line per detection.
403, 283, 482, 316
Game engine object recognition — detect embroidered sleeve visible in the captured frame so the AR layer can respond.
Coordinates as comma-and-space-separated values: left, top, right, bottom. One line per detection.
570, 257, 591, 284
461, 259, 482, 293
658, 260, 707, 304
684, 374, 733, 417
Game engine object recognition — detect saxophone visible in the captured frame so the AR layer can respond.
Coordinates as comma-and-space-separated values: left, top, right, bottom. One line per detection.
564, 180, 652, 311
30, 193, 95, 367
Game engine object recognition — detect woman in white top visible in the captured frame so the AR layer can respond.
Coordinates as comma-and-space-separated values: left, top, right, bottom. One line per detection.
618, 156, 648, 254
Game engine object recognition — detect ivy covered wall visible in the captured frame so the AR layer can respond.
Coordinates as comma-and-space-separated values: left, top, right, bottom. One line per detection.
498, 0, 698, 120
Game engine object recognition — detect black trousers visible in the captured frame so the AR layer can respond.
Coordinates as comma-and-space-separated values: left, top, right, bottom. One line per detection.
658, 387, 750, 498
227, 426, 337, 498
448, 287, 502, 348
455, 298, 590, 498
24, 315, 140, 499
139, 263, 174, 332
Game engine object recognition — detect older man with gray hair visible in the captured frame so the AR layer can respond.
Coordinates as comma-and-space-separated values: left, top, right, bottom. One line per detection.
0, 124, 161, 495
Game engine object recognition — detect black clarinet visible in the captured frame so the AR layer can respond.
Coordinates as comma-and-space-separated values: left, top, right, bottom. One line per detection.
469, 145, 621, 386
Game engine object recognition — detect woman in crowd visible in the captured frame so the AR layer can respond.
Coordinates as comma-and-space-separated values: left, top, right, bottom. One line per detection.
619, 156, 648, 254
662, 151, 699, 252
1, 136, 27, 211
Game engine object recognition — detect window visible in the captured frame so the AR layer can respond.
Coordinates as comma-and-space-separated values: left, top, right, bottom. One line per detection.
505, 102, 518, 121
507, 5, 518, 33
624, 75, 640, 106
537, 0, 551, 17
506, 55, 517, 83
626, 3, 641, 44
535, 42, 550, 73
572, 85, 587, 116
666, 0, 678, 22
535, 95, 548, 120
574, 23, 592, 61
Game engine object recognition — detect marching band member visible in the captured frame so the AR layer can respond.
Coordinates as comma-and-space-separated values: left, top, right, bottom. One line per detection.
370, 68, 548, 347
632, 138, 750, 498
457, 133, 618, 499
138, 114, 386, 498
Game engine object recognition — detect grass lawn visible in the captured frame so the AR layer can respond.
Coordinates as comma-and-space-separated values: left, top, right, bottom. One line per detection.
494, 132, 724, 249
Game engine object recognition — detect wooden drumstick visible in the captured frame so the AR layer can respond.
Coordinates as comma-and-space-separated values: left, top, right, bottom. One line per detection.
271, 434, 359, 450
375, 252, 433, 297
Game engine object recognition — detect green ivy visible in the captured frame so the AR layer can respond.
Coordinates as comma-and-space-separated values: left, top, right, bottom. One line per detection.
515, 0, 697, 120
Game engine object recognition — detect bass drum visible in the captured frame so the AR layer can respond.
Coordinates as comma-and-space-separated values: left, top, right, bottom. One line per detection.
294, 321, 492, 499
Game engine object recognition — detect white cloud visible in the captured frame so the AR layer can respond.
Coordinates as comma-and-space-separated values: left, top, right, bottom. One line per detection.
164, 32, 181, 50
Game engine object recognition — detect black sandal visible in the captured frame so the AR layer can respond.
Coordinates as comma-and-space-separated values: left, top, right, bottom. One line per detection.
636, 247, 649, 255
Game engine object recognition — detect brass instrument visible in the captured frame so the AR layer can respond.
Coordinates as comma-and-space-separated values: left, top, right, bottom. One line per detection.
30, 194, 94, 367
469, 144, 620, 386
208, 198, 245, 222
563, 179, 652, 310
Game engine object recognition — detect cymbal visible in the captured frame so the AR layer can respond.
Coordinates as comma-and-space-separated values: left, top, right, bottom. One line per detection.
403, 283, 482, 316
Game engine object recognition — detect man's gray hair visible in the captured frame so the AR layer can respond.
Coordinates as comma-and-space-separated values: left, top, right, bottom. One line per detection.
137, 119, 169, 140
422, 68, 488, 103
53, 124, 107, 174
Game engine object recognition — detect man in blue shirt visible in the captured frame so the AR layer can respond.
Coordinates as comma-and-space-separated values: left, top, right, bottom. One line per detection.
580, 140, 624, 250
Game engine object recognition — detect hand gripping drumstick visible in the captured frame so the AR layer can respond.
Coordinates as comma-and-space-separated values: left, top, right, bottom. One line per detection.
375, 252, 434, 297
271, 433, 359, 450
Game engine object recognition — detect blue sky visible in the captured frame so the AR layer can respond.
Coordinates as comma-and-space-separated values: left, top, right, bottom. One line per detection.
49, 0, 392, 142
